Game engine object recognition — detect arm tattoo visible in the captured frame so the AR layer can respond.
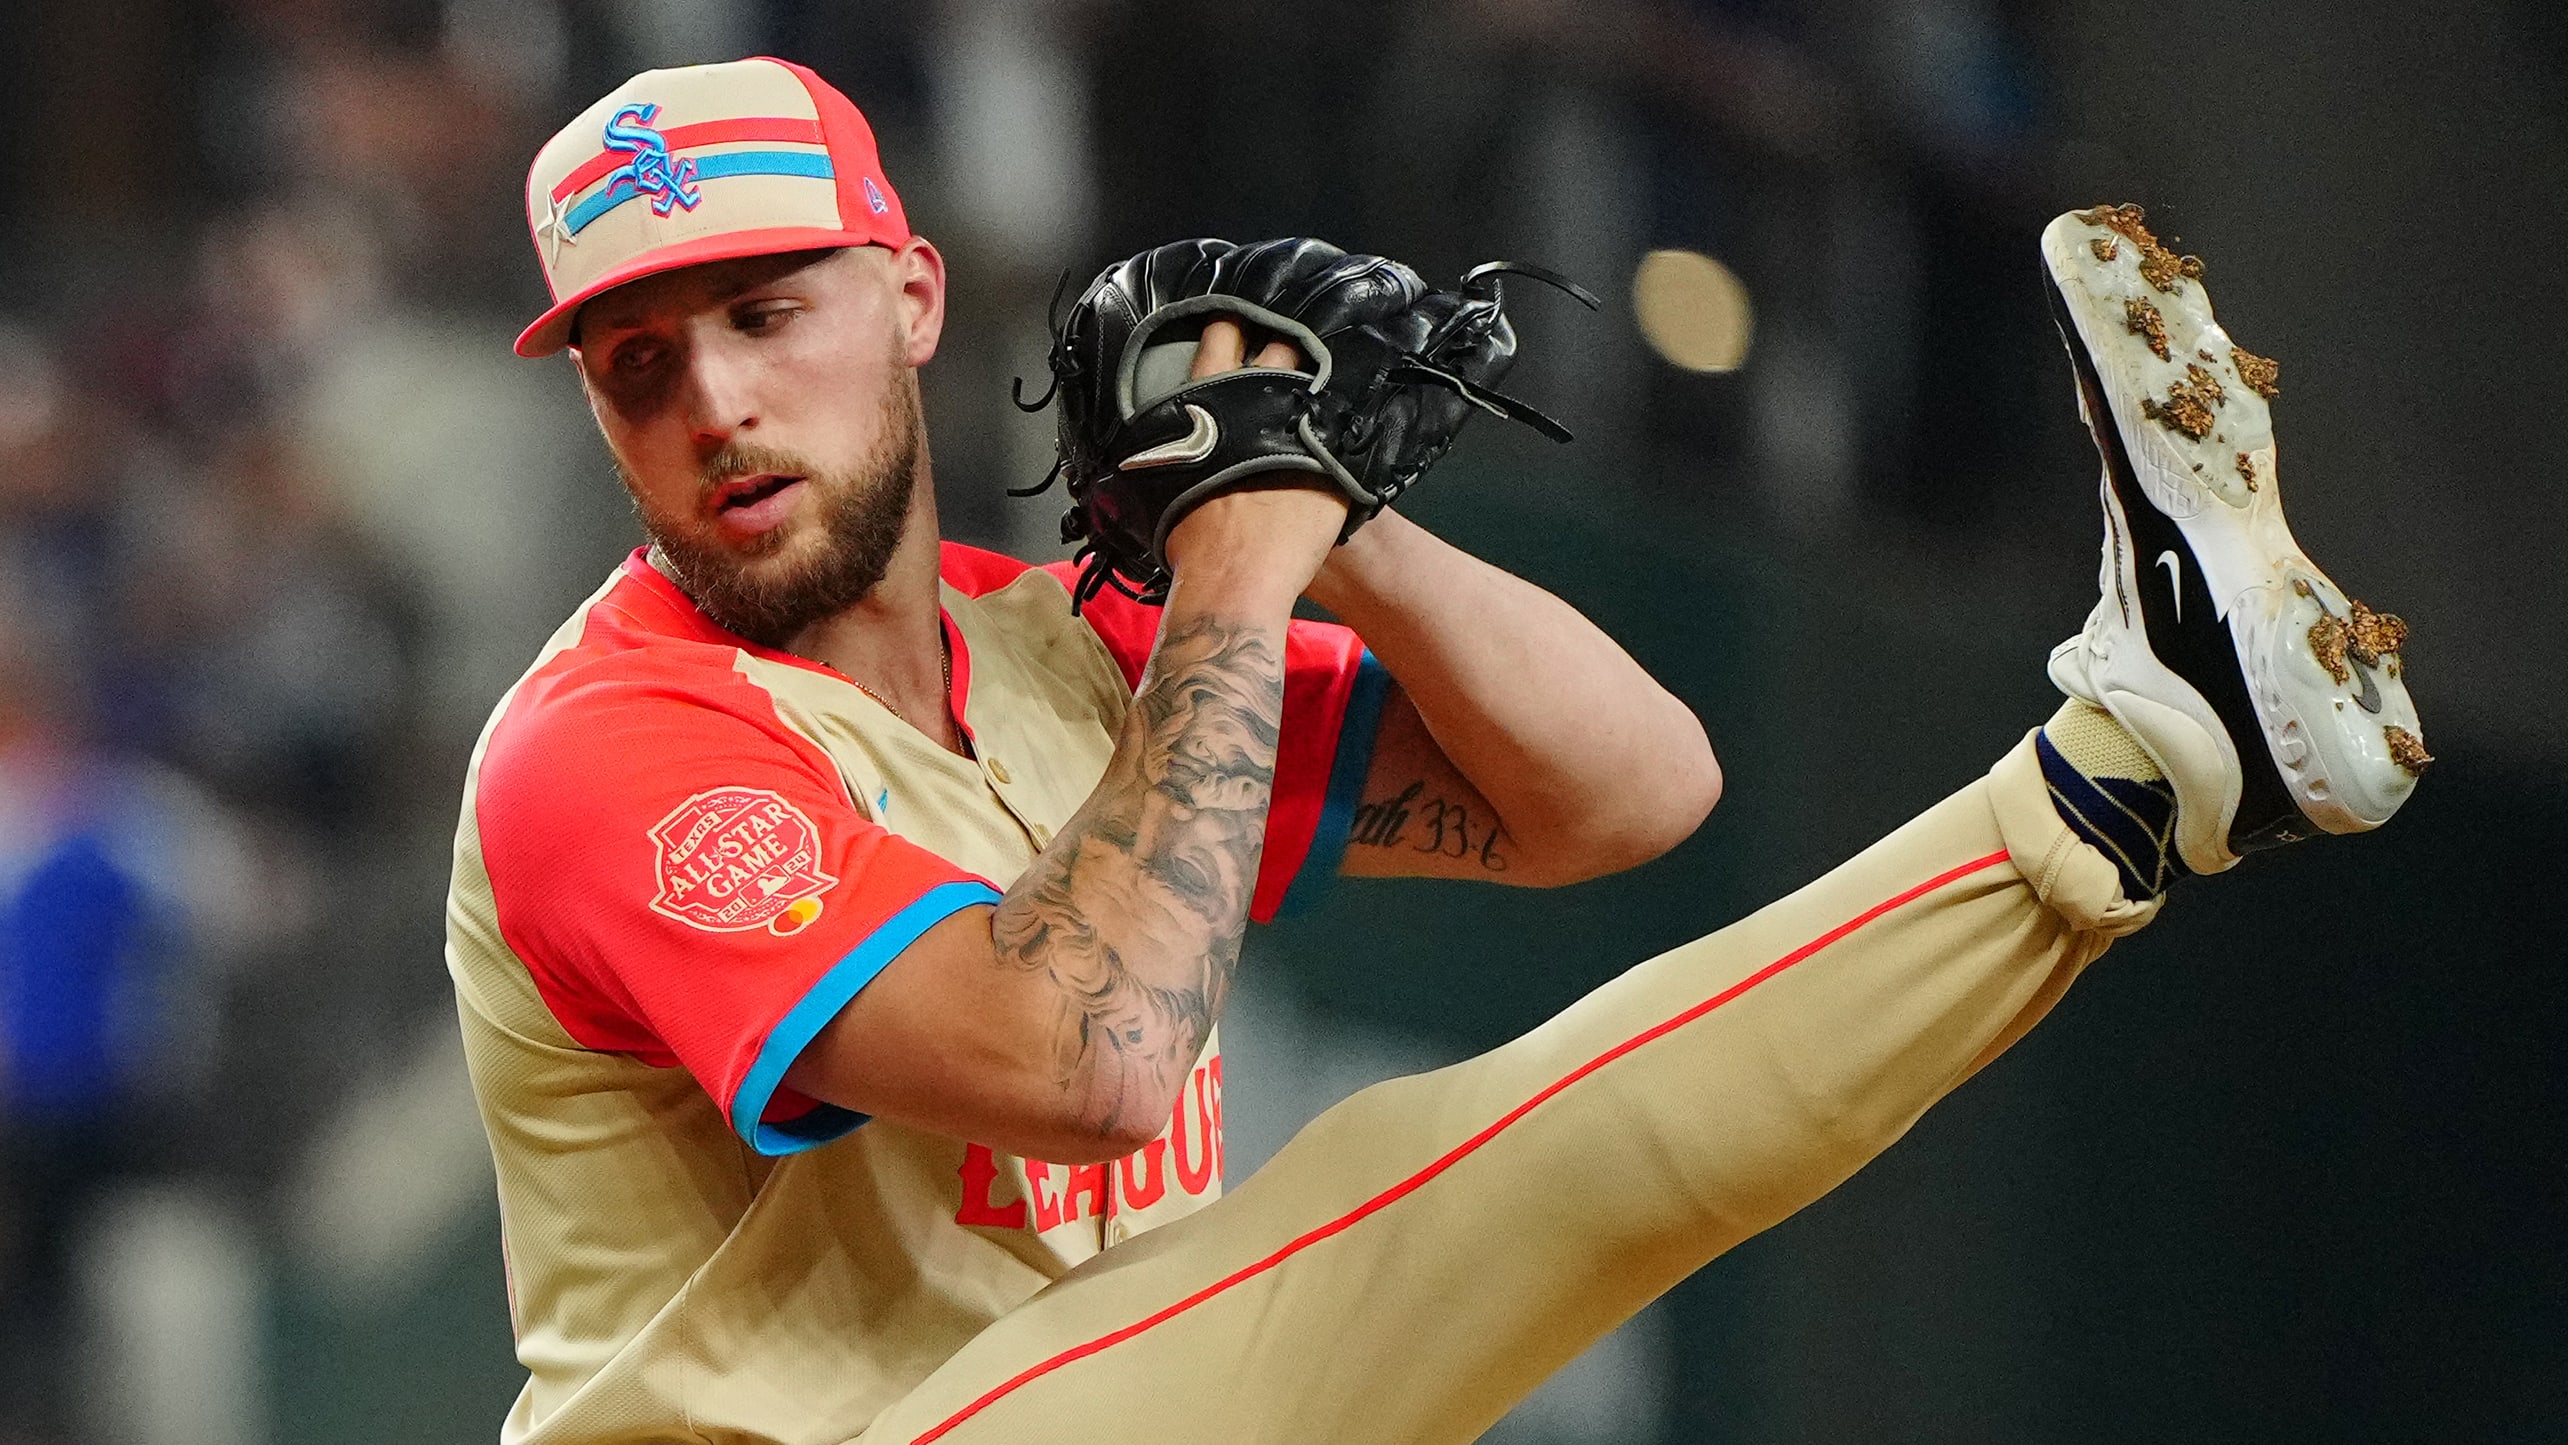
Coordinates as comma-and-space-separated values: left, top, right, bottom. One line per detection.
990, 614, 1283, 1142
1350, 778, 1509, 872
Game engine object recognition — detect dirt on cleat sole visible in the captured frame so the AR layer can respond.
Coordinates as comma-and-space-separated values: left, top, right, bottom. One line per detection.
2042, 204, 2426, 865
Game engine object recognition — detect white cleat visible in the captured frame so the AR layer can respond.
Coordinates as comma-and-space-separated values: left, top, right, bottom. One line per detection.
2040, 205, 2428, 876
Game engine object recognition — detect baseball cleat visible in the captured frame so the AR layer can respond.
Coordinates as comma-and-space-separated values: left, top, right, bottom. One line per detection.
2040, 205, 2428, 876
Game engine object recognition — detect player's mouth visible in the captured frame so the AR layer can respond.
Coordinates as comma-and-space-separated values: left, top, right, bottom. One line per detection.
707, 472, 808, 538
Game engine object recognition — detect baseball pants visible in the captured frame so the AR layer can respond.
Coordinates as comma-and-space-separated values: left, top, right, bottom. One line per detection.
859, 731, 2161, 1444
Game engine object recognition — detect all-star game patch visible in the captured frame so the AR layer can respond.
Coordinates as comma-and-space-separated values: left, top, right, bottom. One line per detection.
649, 787, 839, 935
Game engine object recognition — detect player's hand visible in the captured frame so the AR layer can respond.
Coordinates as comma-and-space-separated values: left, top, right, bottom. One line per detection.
1161, 317, 1347, 602
1194, 314, 1305, 375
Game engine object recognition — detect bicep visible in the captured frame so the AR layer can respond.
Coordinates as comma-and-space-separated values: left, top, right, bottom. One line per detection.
782, 904, 1109, 1161
1336, 683, 1526, 883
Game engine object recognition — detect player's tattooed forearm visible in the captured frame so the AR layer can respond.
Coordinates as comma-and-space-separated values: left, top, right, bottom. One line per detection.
1350, 778, 1509, 872
990, 615, 1281, 1141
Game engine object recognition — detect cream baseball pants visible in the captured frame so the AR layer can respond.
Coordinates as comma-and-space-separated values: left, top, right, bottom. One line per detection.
863, 733, 2159, 1444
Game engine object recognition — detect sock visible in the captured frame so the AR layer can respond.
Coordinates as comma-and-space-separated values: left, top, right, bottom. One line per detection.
2037, 700, 2186, 899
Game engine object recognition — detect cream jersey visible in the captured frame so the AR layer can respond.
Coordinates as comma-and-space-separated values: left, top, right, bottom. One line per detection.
445, 544, 1384, 1444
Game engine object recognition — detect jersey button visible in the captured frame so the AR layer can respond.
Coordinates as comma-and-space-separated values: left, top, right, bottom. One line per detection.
1107, 1220, 1129, 1244
1030, 823, 1054, 848
987, 757, 1014, 785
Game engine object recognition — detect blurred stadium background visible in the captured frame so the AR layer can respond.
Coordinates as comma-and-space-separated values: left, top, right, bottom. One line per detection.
1, 1, 2561, 1441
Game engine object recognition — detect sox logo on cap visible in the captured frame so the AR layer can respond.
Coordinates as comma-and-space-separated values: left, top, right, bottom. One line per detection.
517, 57, 912, 358
601, 104, 704, 219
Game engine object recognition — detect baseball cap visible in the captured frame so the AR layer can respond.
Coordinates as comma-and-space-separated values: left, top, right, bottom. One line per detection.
516, 56, 911, 358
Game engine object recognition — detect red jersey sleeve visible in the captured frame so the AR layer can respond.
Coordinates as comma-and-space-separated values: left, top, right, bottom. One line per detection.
1039, 564, 1391, 922
475, 664, 999, 1156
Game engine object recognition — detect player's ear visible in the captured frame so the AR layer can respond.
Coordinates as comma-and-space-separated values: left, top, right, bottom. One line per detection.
885, 236, 947, 369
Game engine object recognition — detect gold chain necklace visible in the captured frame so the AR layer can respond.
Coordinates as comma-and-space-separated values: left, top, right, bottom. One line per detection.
845, 636, 953, 732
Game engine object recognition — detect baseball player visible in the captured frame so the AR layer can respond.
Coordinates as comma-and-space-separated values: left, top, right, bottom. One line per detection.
446, 59, 2427, 1444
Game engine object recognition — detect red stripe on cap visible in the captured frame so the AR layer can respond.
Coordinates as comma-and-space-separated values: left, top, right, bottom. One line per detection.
900, 848, 2018, 1442
771, 57, 907, 239
549, 116, 827, 204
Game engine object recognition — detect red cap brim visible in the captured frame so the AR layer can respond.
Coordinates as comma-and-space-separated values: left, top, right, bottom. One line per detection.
514, 225, 889, 357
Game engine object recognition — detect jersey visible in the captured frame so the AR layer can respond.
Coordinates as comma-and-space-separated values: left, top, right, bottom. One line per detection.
444, 544, 1386, 1445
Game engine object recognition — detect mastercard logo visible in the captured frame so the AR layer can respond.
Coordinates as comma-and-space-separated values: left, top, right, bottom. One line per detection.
770, 896, 826, 936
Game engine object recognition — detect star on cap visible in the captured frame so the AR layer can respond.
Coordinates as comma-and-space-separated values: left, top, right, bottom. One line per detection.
535, 193, 578, 268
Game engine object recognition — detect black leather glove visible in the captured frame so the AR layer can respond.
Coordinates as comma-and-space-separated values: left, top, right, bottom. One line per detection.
1013, 237, 1596, 609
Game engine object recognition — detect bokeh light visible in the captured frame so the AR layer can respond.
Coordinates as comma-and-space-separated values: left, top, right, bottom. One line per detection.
1632, 248, 1753, 373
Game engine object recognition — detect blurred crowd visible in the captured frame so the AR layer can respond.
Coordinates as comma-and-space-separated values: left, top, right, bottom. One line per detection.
0, 1, 2056, 1440
0, 5, 613, 1437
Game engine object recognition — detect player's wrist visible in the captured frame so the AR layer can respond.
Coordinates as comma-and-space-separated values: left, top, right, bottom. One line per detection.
1161, 489, 1344, 602
1302, 506, 1419, 616
1159, 560, 1303, 623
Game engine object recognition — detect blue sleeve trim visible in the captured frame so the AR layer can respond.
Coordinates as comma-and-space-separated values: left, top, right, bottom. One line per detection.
730, 880, 1003, 1156
1274, 649, 1391, 919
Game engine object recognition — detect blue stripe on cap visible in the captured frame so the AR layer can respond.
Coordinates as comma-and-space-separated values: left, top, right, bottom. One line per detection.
568, 150, 839, 235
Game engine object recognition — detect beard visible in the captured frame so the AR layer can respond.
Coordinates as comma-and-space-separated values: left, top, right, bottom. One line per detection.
634, 370, 923, 649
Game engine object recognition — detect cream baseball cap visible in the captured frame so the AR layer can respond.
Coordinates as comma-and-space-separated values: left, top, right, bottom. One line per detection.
516, 56, 910, 357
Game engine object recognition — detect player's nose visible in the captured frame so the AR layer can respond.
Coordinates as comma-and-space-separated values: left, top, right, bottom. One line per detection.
679, 334, 763, 450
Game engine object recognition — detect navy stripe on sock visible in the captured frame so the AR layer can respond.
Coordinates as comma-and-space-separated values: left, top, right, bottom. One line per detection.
2036, 728, 2184, 899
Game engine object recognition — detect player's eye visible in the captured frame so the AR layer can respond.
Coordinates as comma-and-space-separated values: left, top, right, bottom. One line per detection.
610, 338, 667, 375
736, 300, 800, 333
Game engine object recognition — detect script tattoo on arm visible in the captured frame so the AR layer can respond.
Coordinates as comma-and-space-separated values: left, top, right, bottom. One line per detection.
1349, 778, 1510, 872
989, 614, 1283, 1143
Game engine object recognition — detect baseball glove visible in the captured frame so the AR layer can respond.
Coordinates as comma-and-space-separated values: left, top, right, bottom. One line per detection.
1011, 237, 1598, 609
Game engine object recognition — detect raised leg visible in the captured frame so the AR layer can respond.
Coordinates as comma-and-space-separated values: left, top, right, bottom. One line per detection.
865, 735, 2149, 1445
